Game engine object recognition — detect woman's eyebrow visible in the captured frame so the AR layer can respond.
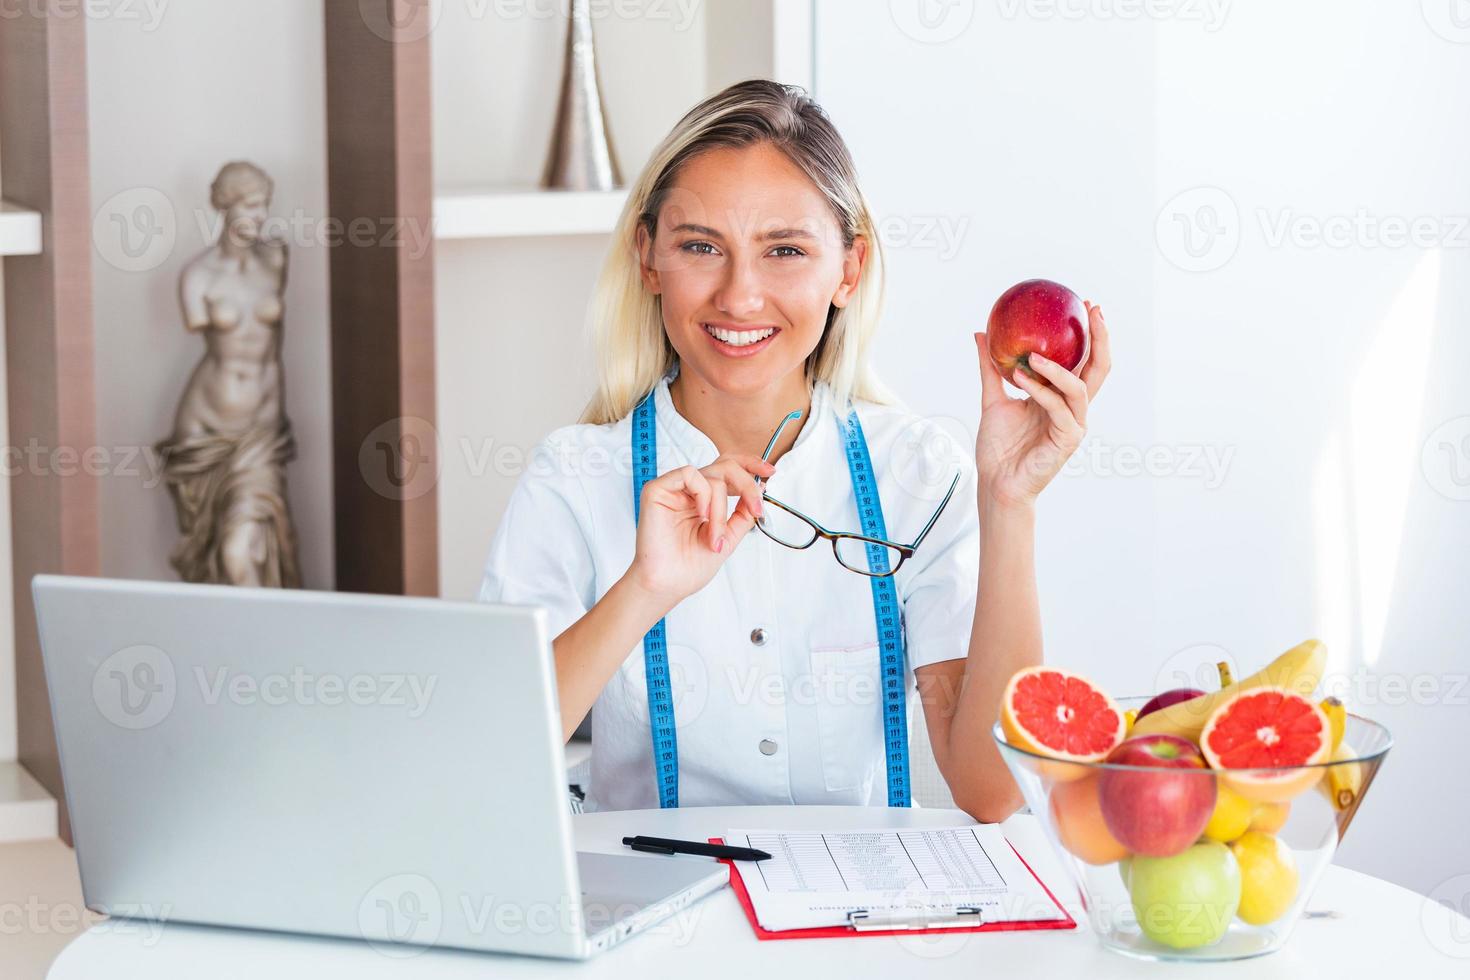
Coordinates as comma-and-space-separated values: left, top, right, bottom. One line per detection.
670, 222, 818, 242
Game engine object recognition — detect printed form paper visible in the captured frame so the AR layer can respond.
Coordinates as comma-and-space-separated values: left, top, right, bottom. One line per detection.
723, 825, 1069, 932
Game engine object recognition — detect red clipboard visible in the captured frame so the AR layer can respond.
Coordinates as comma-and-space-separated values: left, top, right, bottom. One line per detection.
709, 836, 1077, 940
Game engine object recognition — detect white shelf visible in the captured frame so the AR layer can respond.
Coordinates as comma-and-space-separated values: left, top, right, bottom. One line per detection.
0, 200, 42, 256
434, 187, 628, 240
0, 760, 57, 843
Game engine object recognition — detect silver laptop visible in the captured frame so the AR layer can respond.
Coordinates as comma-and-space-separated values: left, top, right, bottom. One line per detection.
32, 574, 726, 959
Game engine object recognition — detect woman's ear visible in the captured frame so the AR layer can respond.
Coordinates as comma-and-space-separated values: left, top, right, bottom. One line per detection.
831, 234, 868, 309
635, 223, 661, 294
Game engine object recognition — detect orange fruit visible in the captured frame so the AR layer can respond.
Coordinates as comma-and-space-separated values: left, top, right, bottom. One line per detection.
1248, 801, 1290, 834
1000, 666, 1125, 781
1199, 687, 1329, 803
1049, 773, 1130, 865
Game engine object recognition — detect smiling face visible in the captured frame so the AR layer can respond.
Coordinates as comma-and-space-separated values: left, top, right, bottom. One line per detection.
636, 142, 867, 398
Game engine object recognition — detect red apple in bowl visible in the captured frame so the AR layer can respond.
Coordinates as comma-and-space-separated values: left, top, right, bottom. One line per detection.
986, 278, 1090, 385
1097, 734, 1216, 858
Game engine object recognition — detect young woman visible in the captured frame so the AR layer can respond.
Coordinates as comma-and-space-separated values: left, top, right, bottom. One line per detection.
479, 80, 1111, 821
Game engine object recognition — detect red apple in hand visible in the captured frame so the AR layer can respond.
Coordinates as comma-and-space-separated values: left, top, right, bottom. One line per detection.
1097, 734, 1216, 858
986, 279, 1090, 385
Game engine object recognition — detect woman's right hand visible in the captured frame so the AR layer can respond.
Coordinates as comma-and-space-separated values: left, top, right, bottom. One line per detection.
625, 454, 776, 606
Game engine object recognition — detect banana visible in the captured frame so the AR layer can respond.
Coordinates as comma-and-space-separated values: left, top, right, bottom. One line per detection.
1123, 708, 1138, 736
1323, 738, 1362, 811
1129, 638, 1328, 744
1320, 697, 1346, 753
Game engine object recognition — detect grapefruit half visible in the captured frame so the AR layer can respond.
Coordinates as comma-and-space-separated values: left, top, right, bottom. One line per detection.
1000, 666, 1125, 781
1199, 686, 1330, 803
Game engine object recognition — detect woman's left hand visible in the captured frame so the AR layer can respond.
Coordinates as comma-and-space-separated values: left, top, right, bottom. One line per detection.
973, 301, 1112, 510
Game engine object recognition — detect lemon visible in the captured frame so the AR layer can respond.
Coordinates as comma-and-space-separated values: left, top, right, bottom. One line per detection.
1202, 783, 1254, 843
1229, 831, 1298, 925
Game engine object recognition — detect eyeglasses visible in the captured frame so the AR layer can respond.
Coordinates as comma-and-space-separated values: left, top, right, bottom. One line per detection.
753, 410, 961, 578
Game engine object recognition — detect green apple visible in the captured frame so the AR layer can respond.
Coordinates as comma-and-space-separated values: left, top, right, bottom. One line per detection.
1127, 840, 1241, 950
1119, 855, 1132, 889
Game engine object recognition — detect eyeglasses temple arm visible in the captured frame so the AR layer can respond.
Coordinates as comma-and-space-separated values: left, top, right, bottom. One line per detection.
907, 471, 962, 550
758, 410, 804, 484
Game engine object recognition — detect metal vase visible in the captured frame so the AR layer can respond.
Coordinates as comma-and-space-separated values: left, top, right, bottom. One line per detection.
540, 0, 623, 191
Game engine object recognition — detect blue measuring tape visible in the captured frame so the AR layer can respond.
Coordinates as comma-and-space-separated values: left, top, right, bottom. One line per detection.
631, 388, 911, 808
631, 395, 679, 808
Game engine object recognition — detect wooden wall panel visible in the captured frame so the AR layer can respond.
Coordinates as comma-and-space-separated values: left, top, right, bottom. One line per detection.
324, 0, 438, 596
0, 5, 98, 843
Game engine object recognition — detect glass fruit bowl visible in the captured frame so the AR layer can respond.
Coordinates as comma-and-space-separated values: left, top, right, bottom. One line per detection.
993, 695, 1392, 962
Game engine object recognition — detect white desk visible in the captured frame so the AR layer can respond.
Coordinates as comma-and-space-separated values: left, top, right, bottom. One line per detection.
46, 805, 1469, 978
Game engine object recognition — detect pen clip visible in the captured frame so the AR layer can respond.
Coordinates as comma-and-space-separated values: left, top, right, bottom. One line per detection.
847, 907, 984, 931
628, 841, 676, 855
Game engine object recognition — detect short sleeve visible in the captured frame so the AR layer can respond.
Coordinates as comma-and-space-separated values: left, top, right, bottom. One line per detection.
895, 426, 980, 672
476, 440, 597, 641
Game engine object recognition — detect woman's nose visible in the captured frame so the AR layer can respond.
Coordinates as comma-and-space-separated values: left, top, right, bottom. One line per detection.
712, 256, 766, 318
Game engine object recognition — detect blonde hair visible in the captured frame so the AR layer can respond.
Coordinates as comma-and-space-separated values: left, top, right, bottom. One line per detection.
578, 79, 898, 425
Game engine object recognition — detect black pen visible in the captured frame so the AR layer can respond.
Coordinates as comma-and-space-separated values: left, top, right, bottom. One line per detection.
622, 835, 772, 861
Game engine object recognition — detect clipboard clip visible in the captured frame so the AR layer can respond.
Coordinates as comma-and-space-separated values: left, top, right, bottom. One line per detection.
847, 906, 984, 931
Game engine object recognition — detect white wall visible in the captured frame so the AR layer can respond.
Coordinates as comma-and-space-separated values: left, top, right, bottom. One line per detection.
814, 1, 1470, 899
432, 1, 710, 600
86, 1, 334, 590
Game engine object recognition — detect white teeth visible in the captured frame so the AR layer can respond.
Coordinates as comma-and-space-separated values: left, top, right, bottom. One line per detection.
704, 324, 776, 347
